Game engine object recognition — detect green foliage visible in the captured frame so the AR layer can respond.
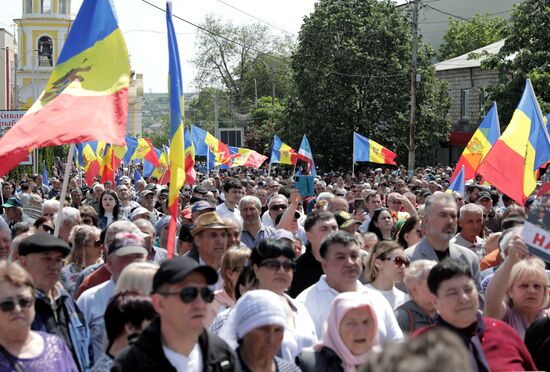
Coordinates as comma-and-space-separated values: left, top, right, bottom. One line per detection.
284, 0, 450, 169
245, 96, 285, 153
149, 114, 170, 149
482, 0, 550, 124
439, 14, 506, 61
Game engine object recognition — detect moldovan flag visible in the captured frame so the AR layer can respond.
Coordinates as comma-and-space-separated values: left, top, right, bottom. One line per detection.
450, 102, 500, 184
228, 147, 268, 169
166, 1, 186, 257
0, 0, 129, 176
353, 132, 397, 165
184, 128, 196, 185
477, 79, 550, 205
270, 135, 295, 165
446, 165, 465, 196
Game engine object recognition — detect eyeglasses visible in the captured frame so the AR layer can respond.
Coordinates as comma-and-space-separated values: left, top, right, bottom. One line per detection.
381, 256, 410, 267
158, 286, 214, 304
0, 296, 34, 312
270, 204, 287, 211
260, 259, 296, 272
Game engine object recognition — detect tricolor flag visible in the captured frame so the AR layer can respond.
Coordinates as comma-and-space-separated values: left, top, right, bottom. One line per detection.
184, 127, 196, 185
270, 135, 296, 165
353, 132, 397, 165
450, 102, 500, 184
298, 135, 317, 176
228, 147, 268, 169
166, 1, 186, 257
477, 79, 550, 205
131, 137, 159, 167
191, 125, 233, 170
0, 0, 130, 176
446, 165, 465, 196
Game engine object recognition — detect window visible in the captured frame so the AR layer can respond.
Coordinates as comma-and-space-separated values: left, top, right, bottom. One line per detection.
40, 0, 51, 13
461, 89, 470, 120
479, 89, 489, 116
59, 0, 68, 14
37, 36, 53, 67
26, 0, 33, 13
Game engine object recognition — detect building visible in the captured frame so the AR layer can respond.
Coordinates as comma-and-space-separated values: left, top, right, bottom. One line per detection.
435, 40, 503, 164
127, 72, 144, 137
14, 0, 73, 109
0, 29, 17, 110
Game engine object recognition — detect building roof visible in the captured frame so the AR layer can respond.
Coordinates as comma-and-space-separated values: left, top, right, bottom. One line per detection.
435, 39, 505, 71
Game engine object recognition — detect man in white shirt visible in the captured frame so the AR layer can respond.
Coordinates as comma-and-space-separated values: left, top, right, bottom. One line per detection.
112, 256, 240, 371
296, 231, 403, 343
77, 227, 147, 362
216, 178, 244, 224
450, 203, 486, 259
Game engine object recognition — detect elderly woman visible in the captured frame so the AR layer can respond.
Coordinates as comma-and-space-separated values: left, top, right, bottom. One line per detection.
417, 259, 536, 371
220, 290, 300, 371
484, 233, 549, 339
395, 259, 437, 333
0, 261, 78, 371
367, 208, 394, 241
61, 225, 102, 296
296, 292, 379, 372
91, 291, 156, 372
115, 262, 159, 295
365, 241, 410, 310
251, 239, 317, 361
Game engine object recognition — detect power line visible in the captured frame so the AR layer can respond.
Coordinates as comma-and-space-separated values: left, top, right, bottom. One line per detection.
213, 0, 295, 35
140, 0, 410, 80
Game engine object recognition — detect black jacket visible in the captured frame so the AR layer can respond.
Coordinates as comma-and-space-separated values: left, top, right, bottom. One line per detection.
295, 346, 344, 372
287, 242, 323, 298
112, 317, 240, 371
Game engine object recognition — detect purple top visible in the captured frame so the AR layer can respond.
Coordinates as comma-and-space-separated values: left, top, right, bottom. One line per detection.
0, 331, 78, 372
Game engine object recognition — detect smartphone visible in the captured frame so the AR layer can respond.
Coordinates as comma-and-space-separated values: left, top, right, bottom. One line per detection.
294, 176, 315, 196
354, 198, 365, 214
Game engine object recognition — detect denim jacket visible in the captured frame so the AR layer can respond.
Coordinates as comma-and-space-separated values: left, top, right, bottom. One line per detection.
32, 283, 93, 371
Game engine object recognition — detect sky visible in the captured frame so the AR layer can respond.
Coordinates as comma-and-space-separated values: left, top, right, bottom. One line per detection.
0, 0, 318, 92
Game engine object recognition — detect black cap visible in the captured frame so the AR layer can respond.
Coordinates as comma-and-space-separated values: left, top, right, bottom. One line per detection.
152, 256, 218, 293
476, 191, 492, 201
19, 233, 71, 257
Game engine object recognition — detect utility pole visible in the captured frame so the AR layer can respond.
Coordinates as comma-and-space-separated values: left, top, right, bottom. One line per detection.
408, 0, 420, 176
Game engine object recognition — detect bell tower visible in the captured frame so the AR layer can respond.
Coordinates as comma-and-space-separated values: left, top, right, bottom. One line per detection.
14, 0, 73, 109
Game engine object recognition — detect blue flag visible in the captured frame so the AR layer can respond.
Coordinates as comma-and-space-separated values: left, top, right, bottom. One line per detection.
133, 169, 142, 187
42, 161, 50, 187
447, 165, 465, 196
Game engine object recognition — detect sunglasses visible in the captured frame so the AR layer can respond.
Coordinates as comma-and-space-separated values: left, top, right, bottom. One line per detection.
0, 296, 34, 312
270, 205, 287, 211
159, 286, 214, 304
382, 256, 410, 267
260, 259, 296, 272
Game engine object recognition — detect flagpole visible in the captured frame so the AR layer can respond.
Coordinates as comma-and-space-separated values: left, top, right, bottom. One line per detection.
54, 144, 75, 238
352, 135, 355, 178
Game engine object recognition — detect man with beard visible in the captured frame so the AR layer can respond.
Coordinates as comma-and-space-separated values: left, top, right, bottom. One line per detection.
296, 231, 403, 343
405, 193, 481, 290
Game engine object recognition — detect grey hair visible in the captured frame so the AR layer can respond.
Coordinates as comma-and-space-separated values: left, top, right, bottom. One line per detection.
42, 199, 59, 213
55, 207, 81, 225
105, 220, 140, 247
317, 192, 335, 202
458, 203, 483, 219
92, 183, 105, 192
499, 225, 523, 257
424, 193, 456, 216
239, 196, 262, 212
404, 259, 437, 290
29, 194, 43, 206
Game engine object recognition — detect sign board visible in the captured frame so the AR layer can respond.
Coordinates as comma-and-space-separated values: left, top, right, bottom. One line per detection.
219, 127, 244, 148
522, 175, 550, 262
0, 110, 32, 165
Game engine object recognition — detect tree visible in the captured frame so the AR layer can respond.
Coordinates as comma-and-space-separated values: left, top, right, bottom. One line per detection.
439, 14, 506, 61
482, 0, 550, 125
284, 0, 450, 169
245, 96, 285, 153
148, 115, 169, 149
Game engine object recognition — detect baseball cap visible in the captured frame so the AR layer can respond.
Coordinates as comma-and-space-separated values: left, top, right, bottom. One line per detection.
108, 232, 148, 256
476, 191, 492, 201
192, 200, 215, 214
130, 207, 150, 220
334, 211, 361, 229
191, 212, 226, 237
19, 233, 71, 257
193, 185, 208, 195
1, 196, 22, 208
152, 256, 218, 293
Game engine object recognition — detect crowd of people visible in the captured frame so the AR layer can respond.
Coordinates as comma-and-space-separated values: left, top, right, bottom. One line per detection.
0, 163, 548, 371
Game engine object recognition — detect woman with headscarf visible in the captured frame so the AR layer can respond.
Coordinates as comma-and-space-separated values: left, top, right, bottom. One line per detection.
296, 292, 379, 372
220, 290, 300, 372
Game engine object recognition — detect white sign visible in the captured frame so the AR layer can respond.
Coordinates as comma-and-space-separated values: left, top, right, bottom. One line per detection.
0, 110, 32, 165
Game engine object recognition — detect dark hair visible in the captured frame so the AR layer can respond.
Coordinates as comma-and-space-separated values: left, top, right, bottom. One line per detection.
397, 216, 420, 248
427, 259, 472, 295
250, 239, 295, 266
319, 231, 360, 259
278, 187, 292, 199
368, 207, 392, 240
33, 216, 52, 229
12, 222, 32, 239
20, 183, 29, 192
178, 225, 193, 243
104, 290, 156, 343
304, 210, 335, 232
223, 178, 243, 193
98, 190, 120, 220
235, 266, 257, 300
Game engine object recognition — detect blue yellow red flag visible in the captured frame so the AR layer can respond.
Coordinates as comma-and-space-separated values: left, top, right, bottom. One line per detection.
0, 0, 129, 176
477, 79, 550, 204
353, 132, 397, 165
446, 165, 465, 196
184, 128, 196, 185
270, 135, 295, 165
